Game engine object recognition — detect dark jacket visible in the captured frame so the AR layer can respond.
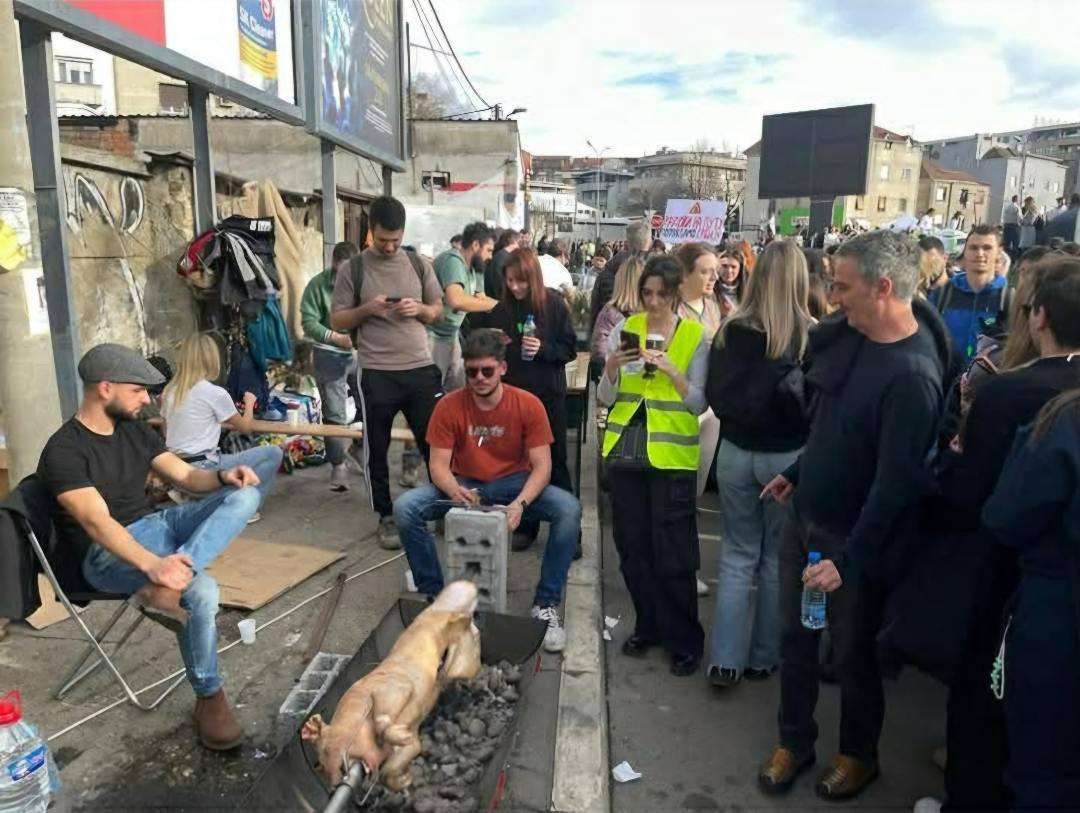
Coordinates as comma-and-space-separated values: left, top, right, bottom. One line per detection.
485, 248, 512, 299
1, 476, 94, 620
706, 322, 809, 453
788, 297, 952, 580
473, 290, 577, 398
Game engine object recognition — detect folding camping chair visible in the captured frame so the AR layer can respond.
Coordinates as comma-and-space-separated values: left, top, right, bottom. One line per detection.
2, 476, 185, 711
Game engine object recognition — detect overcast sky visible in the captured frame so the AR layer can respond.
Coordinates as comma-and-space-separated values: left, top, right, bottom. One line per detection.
412, 0, 1080, 157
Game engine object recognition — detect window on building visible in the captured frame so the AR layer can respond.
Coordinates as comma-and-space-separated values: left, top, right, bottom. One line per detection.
976, 191, 986, 205
884, 141, 893, 150
900, 168, 912, 181
879, 165, 890, 180
855, 195, 865, 211
158, 83, 188, 113
877, 195, 887, 211
421, 170, 451, 191
55, 57, 94, 85
898, 198, 908, 212
935, 185, 946, 202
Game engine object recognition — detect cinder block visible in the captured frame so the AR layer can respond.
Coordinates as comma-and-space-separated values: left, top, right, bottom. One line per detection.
444, 508, 508, 613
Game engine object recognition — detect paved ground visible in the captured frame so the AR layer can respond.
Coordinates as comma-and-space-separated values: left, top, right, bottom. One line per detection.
601, 490, 947, 813
0, 444, 566, 811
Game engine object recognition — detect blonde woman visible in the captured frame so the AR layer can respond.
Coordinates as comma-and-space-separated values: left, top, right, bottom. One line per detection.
704, 239, 812, 688
590, 255, 644, 369
162, 333, 282, 511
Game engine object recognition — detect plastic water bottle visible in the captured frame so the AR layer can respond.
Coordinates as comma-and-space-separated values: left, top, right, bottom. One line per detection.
0, 690, 57, 812
800, 551, 827, 630
521, 314, 537, 361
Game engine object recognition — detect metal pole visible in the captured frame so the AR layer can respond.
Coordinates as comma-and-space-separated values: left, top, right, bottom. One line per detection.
321, 139, 337, 264
188, 84, 216, 235
382, 165, 393, 196
19, 20, 79, 420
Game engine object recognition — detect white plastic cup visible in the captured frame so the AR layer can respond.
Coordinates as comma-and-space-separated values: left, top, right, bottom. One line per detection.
286, 405, 300, 427
238, 618, 257, 645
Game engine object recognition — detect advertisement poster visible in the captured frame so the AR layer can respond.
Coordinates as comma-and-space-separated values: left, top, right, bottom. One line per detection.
66, 0, 295, 104
659, 199, 729, 244
319, 0, 401, 160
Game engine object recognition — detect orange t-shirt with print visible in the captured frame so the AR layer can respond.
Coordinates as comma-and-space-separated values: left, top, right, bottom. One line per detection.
425, 385, 554, 481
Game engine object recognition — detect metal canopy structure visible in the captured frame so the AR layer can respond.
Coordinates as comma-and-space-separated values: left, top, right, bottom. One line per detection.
12, 0, 406, 418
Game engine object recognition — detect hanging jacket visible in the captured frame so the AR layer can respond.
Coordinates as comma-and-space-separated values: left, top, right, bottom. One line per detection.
244, 295, 293, 372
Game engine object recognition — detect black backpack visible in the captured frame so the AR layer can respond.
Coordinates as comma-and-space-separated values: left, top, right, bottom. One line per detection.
349, 247, 426, 307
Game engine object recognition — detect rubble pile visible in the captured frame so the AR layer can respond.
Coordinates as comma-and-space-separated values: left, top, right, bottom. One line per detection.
363, 661, 523, 812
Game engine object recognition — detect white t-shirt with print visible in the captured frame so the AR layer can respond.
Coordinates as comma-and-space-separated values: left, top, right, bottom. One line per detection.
162, 379, 237, 456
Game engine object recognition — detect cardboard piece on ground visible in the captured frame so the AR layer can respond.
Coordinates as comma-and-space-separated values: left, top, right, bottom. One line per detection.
26, 574, 85, 630
207, 537, 344, 611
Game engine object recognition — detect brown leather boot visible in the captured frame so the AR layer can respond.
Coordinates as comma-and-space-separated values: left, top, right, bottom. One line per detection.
193, 689, 244, 751
815, 754, 879, 800
758, 745, 815, 795
132, 584, 189, 632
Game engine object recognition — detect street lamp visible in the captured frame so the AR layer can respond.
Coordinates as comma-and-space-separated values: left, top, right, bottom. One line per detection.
586, 139, 611, 244
506, 107, 527, 118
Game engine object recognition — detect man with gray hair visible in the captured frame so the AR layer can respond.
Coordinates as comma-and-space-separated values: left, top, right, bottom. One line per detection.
757, 231, 950, 801
589, 220, 650, 331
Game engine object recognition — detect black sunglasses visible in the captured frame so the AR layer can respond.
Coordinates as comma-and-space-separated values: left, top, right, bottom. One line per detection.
466, 366, 497, 379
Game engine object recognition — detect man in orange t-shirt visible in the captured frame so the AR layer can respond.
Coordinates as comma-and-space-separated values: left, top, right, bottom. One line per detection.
392, 329, 581, 652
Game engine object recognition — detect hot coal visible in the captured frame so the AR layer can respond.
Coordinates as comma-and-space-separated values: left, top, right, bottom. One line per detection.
357, 661, 523, 812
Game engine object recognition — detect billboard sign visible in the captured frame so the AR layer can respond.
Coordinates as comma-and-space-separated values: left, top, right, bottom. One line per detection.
659, 199, 729, 244
65, 0, 296, 104
758, 104, 874, 199
305, 0, 405, 170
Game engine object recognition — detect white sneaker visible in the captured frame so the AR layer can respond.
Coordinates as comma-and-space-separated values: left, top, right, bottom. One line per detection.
696, 577, 710, 597
913, 798, 942, 813
531, 605, 567, 653
330, 463, 349, 491
246, 511, 261, 525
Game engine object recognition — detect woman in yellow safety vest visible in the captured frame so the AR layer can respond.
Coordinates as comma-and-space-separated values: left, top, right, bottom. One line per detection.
597, 255, 712, 676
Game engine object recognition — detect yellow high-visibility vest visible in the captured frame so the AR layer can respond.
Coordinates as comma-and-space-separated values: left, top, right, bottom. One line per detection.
601, 313, 702, 471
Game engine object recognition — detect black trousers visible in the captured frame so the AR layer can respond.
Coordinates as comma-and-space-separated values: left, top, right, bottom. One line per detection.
943, 547, 1016, 811
609, 468, 703, 658
518, 391, 571, 540
359, 365, 442, 517
778, 515, 886, 761
1002, 223, 1021, 255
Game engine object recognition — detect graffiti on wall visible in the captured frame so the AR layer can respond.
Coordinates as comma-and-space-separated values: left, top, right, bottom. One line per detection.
64, 171, 149, 354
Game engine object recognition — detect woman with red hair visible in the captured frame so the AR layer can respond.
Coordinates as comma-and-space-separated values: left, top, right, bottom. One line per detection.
476, 247, 577, 549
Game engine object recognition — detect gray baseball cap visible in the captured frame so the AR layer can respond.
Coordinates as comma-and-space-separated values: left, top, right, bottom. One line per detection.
77, 343, 165, 386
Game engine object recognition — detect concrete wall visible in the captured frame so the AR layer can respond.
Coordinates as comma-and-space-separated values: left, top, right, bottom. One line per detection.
61, 145, 198, 357
917, 177, 988, 227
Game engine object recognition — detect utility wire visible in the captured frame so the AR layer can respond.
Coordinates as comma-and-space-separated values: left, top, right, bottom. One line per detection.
427, 0, 491, 109
410, 0, 479, 111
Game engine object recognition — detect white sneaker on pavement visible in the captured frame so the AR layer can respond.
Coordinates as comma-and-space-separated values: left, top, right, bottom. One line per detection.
330, 463, 349, 491
913, 798, 942, 813
696, 577, 710, 597
531, 605, 567, 653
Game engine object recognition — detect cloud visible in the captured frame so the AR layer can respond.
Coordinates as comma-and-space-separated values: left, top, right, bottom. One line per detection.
1001, 44, 1080, 107
471, 0, 572, 27
613, 53, 786, 99
799, 0, 975, 45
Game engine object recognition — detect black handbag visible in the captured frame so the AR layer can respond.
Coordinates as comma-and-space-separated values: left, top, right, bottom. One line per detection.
876, 521, 995, 684
606, 413, 651, 470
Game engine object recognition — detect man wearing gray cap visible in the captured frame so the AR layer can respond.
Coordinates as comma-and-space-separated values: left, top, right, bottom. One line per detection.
38, 343, 261, 751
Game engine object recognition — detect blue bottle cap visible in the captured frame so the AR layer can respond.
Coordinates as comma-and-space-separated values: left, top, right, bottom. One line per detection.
808, 551, 822, 565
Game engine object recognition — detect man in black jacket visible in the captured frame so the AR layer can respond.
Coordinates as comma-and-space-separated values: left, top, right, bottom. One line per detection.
932, 257, 1080, 811
757, 231, 950, 801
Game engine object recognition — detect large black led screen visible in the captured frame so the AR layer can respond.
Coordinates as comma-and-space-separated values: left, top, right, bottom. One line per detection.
758, 104, 874, 199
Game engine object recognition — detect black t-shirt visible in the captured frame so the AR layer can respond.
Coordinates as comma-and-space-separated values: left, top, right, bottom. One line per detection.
38, 418, 166, 562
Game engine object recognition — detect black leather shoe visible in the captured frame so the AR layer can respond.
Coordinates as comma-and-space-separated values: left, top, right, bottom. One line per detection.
670, 653, 701, 677
620, 634, 655, 658
744, 666, 777, 681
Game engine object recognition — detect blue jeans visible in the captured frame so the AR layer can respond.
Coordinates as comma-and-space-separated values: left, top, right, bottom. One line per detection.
82, 484, 262, 696
392, 471, 581, 606
193, 445, 282, 505
709, 441, 800, 674
312, 347, 356, 465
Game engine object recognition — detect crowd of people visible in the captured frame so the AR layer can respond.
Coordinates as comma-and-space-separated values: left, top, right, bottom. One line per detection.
586, 219, 1080, 809
29, 192, 1080, 810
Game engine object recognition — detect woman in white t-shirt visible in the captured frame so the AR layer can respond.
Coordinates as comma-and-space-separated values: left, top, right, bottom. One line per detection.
162, 333, 282, 509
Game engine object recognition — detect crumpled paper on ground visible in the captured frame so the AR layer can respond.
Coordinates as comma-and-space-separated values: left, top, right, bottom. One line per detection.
612, 760, 642, 782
